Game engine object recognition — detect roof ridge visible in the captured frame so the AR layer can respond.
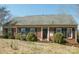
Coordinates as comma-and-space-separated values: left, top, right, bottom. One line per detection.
13, 14, 72, 18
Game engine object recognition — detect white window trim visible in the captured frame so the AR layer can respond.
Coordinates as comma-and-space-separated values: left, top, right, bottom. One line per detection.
21, 28, 26, 33
67, 28, 72, 37
56, 28, 62, 32
30, 28, 35, 32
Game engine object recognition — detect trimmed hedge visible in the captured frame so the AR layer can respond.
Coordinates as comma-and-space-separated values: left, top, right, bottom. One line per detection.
26, 32, 37, 41
4, 32, 14, 39
53, 32, 65, 44
15, 33, 27, 40
4, 33, 8, 38
15, 33, 21, 40
20, 34, 26, 40
15, 32, 38, 41
8, 32, 14, 39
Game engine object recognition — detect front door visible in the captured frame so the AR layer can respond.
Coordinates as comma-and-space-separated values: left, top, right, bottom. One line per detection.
43, 28, 48, 39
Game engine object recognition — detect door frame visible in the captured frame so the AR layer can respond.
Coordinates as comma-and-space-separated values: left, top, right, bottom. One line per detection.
43, 28, 48, 39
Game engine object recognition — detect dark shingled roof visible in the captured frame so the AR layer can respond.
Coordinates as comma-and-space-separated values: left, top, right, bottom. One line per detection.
6, 15, 77, 26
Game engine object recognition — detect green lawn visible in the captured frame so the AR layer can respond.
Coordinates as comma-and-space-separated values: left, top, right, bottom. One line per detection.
0, 39, 79, 54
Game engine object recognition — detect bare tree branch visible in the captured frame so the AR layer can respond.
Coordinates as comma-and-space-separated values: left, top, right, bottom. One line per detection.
0, 6, 11, 25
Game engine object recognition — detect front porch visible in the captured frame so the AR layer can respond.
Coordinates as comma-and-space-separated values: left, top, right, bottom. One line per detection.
3, 26, 77, 43
41, 27, 77, 42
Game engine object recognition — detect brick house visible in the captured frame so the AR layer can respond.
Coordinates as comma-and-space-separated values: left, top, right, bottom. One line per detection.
3, 15, 78, 42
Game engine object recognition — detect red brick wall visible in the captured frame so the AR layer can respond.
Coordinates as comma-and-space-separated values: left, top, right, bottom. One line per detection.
36, 28, 41, 40
3, 28, 8, 33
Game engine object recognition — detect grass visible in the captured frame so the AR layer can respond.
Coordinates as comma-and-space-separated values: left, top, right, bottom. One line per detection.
0, 39, 79, 54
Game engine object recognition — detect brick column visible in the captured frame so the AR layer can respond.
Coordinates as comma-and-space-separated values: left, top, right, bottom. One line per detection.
71, 28, 73, 39
16, 27, 17, 33
40, 27, 43, 41
75, 28, 77, 43
47, 27, 49, 41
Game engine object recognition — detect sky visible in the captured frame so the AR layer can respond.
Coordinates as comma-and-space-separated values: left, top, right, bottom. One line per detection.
1, 4, 79, 25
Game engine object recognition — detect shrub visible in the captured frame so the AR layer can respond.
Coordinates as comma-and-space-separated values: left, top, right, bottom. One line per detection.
8, 33, 14, 39
4, 33, 8, 38
53, 32, 65, 44
4, 32, 14, 39
26, 32, 37, 41
3, 32, 14, 39
20, 34, 26, 40
15, 33, 21, 40
15, 33, 27, 40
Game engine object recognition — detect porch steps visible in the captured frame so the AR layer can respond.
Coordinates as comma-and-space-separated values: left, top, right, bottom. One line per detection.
66, 39, 77, 45
64, 39, 79, 48
38, 39, 51, 43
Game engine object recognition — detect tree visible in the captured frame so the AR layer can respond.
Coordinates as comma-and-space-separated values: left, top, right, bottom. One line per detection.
0, 6, 11, 35
0, 7, 11, 25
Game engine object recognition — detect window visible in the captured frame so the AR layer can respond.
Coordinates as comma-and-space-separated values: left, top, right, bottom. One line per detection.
17, 28, 21, 33
8, 28, 12, 33
67, 28, 72, 37
56, 28, 62, 32
62, 28, 67, 38
30, 28, 35, 32
26, 28, 30, 34
21, 28, 26, 33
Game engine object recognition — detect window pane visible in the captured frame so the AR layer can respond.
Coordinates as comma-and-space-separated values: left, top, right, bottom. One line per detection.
26, 28, 30, 34
67, 28, 72, 37
18, 28, 21, 33
30, 28, 35, 32
62, 28, 67, 38
21, 28, 26, 33
56, 28, 62, 32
